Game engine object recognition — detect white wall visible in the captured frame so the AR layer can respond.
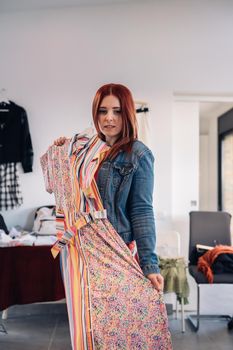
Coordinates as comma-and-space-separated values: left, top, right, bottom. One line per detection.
199, 114, 218, 211
207, 116, 218, 210
199, 114, 219, 211
1, 0, 233, 231
170, 101, 199, 311
172, 101, 199, 259
199, 134, 209, 210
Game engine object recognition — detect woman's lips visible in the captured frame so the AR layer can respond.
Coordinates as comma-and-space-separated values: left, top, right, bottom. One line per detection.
104, 125, 115, 129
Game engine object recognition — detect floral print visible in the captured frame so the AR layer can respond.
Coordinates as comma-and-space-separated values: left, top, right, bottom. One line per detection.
79, 219, 172, 349
41, 132, 172, 349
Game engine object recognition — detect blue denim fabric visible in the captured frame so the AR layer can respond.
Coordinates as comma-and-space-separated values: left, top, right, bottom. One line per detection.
96, 140, 159, 275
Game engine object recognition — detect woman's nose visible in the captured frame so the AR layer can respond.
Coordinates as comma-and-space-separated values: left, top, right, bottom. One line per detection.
105, 111, 113, 120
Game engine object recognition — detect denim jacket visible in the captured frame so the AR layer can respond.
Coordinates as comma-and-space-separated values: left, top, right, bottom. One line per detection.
96, 140, 159, 275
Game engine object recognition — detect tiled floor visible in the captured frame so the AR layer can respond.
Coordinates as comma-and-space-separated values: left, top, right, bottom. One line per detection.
0, 303, 233, 350
0, 303, 72, 350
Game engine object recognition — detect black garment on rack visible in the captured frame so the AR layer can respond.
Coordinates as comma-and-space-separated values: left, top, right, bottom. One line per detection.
136, 107, 149, 113
0, 101, 33, 173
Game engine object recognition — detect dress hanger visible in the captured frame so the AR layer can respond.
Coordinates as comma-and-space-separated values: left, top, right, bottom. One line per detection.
0, 88, 10, 112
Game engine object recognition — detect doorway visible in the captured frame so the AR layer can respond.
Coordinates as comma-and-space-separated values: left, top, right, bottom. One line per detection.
172, 94, 233, 313
199, 101, 233, 218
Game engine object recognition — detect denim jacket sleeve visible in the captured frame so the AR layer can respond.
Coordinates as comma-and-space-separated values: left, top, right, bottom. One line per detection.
128, 149, 160, 276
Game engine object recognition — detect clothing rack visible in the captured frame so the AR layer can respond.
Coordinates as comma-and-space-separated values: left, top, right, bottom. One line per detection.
136, 107, 149, 113
134, 100, 149, 114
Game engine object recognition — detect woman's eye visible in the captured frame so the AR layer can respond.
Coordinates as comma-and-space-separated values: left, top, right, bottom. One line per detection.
98, 109, 107, 114
98, 109, 121, 115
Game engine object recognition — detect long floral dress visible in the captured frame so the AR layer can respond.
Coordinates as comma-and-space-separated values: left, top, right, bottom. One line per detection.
41, 129, 172, 350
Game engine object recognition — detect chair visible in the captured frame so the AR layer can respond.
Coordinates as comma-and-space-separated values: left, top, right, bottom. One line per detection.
188, 211, 233, 331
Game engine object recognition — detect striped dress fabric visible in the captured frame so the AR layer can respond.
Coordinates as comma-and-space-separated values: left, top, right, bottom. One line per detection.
40, 130, 172, 350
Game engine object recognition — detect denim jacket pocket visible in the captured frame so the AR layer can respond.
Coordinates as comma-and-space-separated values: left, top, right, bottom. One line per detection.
112, 162, 135, 189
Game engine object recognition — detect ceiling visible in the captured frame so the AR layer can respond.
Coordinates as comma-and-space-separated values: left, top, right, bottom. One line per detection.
0, 0, 136, 12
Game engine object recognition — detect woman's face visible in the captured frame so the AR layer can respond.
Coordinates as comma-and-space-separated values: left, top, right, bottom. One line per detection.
98, 95, 123, 146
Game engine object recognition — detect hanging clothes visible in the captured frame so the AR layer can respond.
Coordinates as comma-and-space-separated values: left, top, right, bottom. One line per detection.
41, 129, 172, 350
0, 100, 33, 172
0, 163, 23, 211
159, 257, 190, 304
0, 100, 33, 210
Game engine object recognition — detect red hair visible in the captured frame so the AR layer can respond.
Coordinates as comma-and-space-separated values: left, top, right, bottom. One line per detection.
92, 83, 138, 159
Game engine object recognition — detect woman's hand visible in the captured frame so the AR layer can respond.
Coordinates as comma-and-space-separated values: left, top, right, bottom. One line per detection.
53, 136, 66, 146
147, 273, 164, 292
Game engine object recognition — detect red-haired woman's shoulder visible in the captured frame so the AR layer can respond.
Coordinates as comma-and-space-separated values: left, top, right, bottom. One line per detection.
131, 140, 151, 156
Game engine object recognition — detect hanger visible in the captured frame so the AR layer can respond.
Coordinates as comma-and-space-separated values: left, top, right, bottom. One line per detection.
0, 88, 10, 112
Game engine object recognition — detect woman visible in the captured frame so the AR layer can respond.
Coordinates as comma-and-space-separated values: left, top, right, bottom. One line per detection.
57, 83, 163, 290
47, 83, 172, 349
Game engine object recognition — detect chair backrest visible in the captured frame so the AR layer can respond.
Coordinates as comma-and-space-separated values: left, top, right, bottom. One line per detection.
189, 211, 232, 265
